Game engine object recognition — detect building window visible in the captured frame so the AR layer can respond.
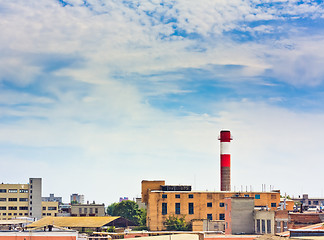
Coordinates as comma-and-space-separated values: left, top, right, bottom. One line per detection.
24, 213, 28, 216
271, 194, 276, 199
267, 220, 271, 233
262, 219, 266, 233
42, 207, 46, 210
30, 207, 32, 210
43, 213, 46, 216
19, 213, 22, 216
219, 202, 224, 207
30, 201, 32, 205
313, 200, 319, 205
175, 194, 180, 199
48, 207, 57, 211
0, 189, 6, 193
19, 198, 28, 202
0, 198, 6, 202
19, 207, 28, 210
207, 202, 212, 207
47, 213, 51, 216
255, 194, 260, 199
19, 189, 28, 193
244, 194, 250, 197
276, 221, 281, 233
175, 203, 180, 214
271, 203, 276, 208
162, 194, 167, 199
8, 189, 17, 193
0, 207, 6, 210
207, 194, 212, 199
256, 219, 260, 233
79, 208, 82, 214
219, 214, 225, 220
308, 201, 311, 205
95, 208, 98, 214
188, 203, 194, 215
207, 214, 213, 220
188, 194, 193, 199
283, 221, 287, 231
90, 208, 93, 214
8, 207, 17, 210
84, 208, 87, 214
162, 203, 167, 215
8, 213, 12, 216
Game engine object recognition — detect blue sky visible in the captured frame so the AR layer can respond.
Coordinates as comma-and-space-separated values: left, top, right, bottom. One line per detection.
1, 0, 324, 204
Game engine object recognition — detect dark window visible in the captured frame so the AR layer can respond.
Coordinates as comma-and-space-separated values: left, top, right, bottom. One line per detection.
8, 213, 12, 215
271, 203, 276, 208
84, 208, 87, 214
19, 198, 28, 202
14, 213, 17, 215
219, 214, 225, 220
19, 213, 22, 216
19, 189, 28, 193
308, 201, 311, 205
262, 219, 266, 233
42, 207, 46, 210
175, 203, 180, 214
48, 207, 57, 211
95, 208, 98, 214
8, 189, 17, 193
30, 207, 32, 210
207, 202, 212, 207
9, 207, 17, 210
188, 194, 193, 199
256, 219, 260, 233
219, 202, 224, 207
189, 203, 194, 214
175, 194, 180, 198
207, 214, 213, 220
267, 220, 271, 233
162, 194, 167, 199
43, 213, 46, 216
313, 200, 319, 205
0, 189, 6, 193
0, 207, 6, 210
244, 194, 250, 197
162, 203, 167, 215
2, 213, 6, 215
90, 208, 93, 214
79, 208, 82, 214
0, 198, 6, 201
47, 213, 51, 216
19, 207, 28, 210
255, 194, 260, 199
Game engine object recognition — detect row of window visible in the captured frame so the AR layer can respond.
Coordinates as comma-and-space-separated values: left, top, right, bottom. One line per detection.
256, 219, 272, 234
207, 213, 225, 220
162, 194, 264, 199
0, 198, 28, 202
78, 208, 99, 214
162, 194, 194, 199
0, 206, 29, 210
42, 207, 57, 211
0, 212, 29, 216
0, 189, 28, 193
162, 203, 194, 215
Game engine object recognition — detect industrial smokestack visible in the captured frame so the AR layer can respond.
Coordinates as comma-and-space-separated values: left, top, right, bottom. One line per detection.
219, 130, 232, 191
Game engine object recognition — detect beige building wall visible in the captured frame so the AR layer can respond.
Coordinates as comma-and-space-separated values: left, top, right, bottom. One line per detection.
254, 210, 275, 234
42, 201, 59, 217
70, 204, 105, 217
0, 183, 29, 220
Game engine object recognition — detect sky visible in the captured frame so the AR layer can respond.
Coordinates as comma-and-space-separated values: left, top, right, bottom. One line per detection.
1, 0, 324, 205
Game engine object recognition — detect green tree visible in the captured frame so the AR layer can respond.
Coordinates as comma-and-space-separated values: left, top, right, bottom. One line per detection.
106, 202, 118, 216
108, 200, 146, 226
164, 215, 190, 231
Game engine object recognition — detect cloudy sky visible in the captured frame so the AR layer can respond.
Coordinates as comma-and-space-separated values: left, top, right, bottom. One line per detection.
1, 0, 324, 204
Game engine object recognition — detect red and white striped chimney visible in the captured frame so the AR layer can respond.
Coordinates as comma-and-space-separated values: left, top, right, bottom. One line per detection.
219, 130, 232, 191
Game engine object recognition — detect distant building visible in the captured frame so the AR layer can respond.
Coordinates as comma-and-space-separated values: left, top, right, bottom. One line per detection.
70, 203, 105, 217
70, 194, 84, 204
119, 197, 128, 202
0, 178, 58, 220
292, 194, 324, 211
42, 194, 62, 204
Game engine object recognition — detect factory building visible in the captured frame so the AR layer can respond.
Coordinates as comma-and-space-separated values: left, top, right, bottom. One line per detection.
142, 180, 281, 231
